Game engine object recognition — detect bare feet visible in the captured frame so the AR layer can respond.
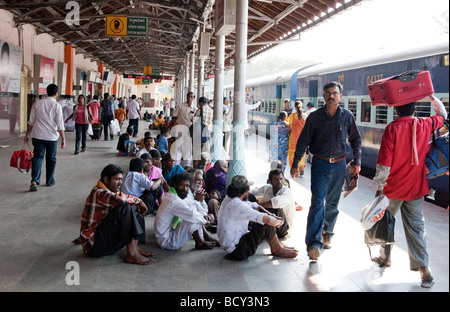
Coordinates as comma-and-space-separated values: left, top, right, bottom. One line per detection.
137, 247, 155, 257
271, 246, 298, 258
195, 241, 216, 250
124, 253, 155, 265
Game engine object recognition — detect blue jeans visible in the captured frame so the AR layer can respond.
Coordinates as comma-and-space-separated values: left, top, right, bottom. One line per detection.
75, 123, 89, 151
306, 157, 346, 251
31, 138, 58, 186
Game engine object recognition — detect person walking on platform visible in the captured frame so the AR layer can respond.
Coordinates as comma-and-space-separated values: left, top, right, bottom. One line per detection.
127, 94, 142, 138
288, 101, 307, 175
25, 84, 65, 192
100, 93, 114, 141
65, 94, 93, 154
372, 95, 447, 288
290, 81, 361, 261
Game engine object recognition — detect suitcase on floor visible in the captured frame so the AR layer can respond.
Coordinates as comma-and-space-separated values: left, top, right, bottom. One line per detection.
367, 70, 434, 106
90, 123, 102, 140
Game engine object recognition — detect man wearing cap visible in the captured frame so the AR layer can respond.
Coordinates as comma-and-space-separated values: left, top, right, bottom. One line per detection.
217, 175, 298, 261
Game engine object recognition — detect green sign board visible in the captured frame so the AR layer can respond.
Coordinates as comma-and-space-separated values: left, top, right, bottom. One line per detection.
127, 17, 148, 37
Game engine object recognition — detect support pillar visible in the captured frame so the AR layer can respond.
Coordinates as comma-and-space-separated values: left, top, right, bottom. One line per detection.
227, 0, 248, 185
64, 44, 74, 97
212, 34, 225, 162
98, 63, 104, 95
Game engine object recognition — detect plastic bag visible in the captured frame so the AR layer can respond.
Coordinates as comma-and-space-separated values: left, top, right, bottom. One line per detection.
360, 194, 390, 230
111, 119, 120, 135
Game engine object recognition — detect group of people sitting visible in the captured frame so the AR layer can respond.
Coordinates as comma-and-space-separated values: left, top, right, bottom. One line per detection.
148, 111, 178, 130
75, 155, 299, 265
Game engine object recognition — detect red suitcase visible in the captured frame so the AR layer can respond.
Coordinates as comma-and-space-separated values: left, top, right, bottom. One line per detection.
367, 70, 434, 106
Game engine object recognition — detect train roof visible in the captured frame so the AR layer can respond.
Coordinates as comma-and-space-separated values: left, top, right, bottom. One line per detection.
223, 40, 448, 90
296, 40, 449, 78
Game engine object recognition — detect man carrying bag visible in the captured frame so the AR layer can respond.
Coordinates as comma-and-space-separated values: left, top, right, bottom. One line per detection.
372, 95, 447, 288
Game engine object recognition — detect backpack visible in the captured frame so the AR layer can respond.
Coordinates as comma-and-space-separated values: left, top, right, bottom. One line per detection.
425, 119, 449, 179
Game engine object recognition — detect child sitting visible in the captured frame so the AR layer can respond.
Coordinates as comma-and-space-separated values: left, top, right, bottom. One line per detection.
117, 126, 134, 156
155, 126, 170, 157
123, 158, 163, 215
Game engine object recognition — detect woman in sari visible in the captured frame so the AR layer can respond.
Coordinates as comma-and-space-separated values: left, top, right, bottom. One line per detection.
270, 111, 290, 171
288, 101, 307, 175
162, 153, 185, 184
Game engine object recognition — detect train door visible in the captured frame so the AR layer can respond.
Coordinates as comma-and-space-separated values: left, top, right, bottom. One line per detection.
276, 84, 282, 119
308, 79, 319, 107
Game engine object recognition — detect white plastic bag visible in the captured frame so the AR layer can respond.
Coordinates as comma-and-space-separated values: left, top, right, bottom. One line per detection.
87, 123, 93, 136
360, 194, 390, 230
111, 119, 120, 135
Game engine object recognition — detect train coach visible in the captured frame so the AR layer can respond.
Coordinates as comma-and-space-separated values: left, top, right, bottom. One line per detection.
239, 41, 449, 208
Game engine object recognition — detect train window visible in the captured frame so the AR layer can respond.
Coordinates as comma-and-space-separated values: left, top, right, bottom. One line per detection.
348, 99, 357, 120
415, 100, 431, 118
361, 100, 372, 122
375, 105, 388, 124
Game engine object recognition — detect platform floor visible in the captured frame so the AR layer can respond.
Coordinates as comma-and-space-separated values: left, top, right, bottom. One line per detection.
0, 109, 448, 294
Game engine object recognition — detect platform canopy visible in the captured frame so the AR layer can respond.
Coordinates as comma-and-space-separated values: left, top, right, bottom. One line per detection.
0, 0, 364, 77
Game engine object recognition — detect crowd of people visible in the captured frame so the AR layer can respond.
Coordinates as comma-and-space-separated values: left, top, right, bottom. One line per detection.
24, 81, 447, 288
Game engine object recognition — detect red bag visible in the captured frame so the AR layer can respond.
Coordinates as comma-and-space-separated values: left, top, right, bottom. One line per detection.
368, 70, 434, 106
10, 144, 34, 173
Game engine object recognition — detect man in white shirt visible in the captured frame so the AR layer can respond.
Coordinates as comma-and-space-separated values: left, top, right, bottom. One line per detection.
304, 102, 317, 116
127, 94, 141, 138
154, 172, 218, 250
25, 84, 65, 192
123, 158, 163, 214
249, 169, 296, 238
217, 175, 298, 261
172, 92, 196, 166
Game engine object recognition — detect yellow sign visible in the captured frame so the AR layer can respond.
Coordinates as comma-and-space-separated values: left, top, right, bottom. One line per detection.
144, 66, 152, 75
134, 78, 143, 85
105, 15, 127, 37
444, 54, 449, 67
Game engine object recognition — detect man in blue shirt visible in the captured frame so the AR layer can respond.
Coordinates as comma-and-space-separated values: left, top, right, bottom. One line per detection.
290, 81, 361, 261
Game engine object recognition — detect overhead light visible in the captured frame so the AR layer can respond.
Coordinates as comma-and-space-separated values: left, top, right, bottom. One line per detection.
255, 0, 273, 3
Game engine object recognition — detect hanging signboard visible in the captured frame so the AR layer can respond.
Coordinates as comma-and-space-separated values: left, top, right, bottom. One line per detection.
105, 15, 148, 37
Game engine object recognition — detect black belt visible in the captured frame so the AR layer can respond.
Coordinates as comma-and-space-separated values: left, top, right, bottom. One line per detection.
314, 155, 346, 163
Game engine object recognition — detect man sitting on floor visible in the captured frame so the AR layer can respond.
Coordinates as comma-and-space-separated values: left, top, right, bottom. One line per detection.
218, 175, 298, 261
78, 164, 154, 265
154, 172, 219, 250
250, 168, 296, 238
123, 158, 163, 215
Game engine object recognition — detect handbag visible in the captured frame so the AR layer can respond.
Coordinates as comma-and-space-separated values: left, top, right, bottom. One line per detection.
10, 142, 34, 173
364, 208, 395, 267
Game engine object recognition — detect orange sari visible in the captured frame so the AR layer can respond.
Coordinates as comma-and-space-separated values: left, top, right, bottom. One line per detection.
288, 112, 306, 170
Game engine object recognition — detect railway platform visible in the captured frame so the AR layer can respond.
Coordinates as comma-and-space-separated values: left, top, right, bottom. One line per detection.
0, 108, 448, 294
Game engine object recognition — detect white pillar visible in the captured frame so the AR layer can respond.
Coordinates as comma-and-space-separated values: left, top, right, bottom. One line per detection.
227, 0, 248, 184
189, 51, 195, 95
197, 58, 205, 98
212, 35, 226, 162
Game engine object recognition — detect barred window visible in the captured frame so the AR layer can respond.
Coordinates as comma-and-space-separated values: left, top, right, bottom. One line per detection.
348, 99, 357, 120
375, 105, 388, 124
